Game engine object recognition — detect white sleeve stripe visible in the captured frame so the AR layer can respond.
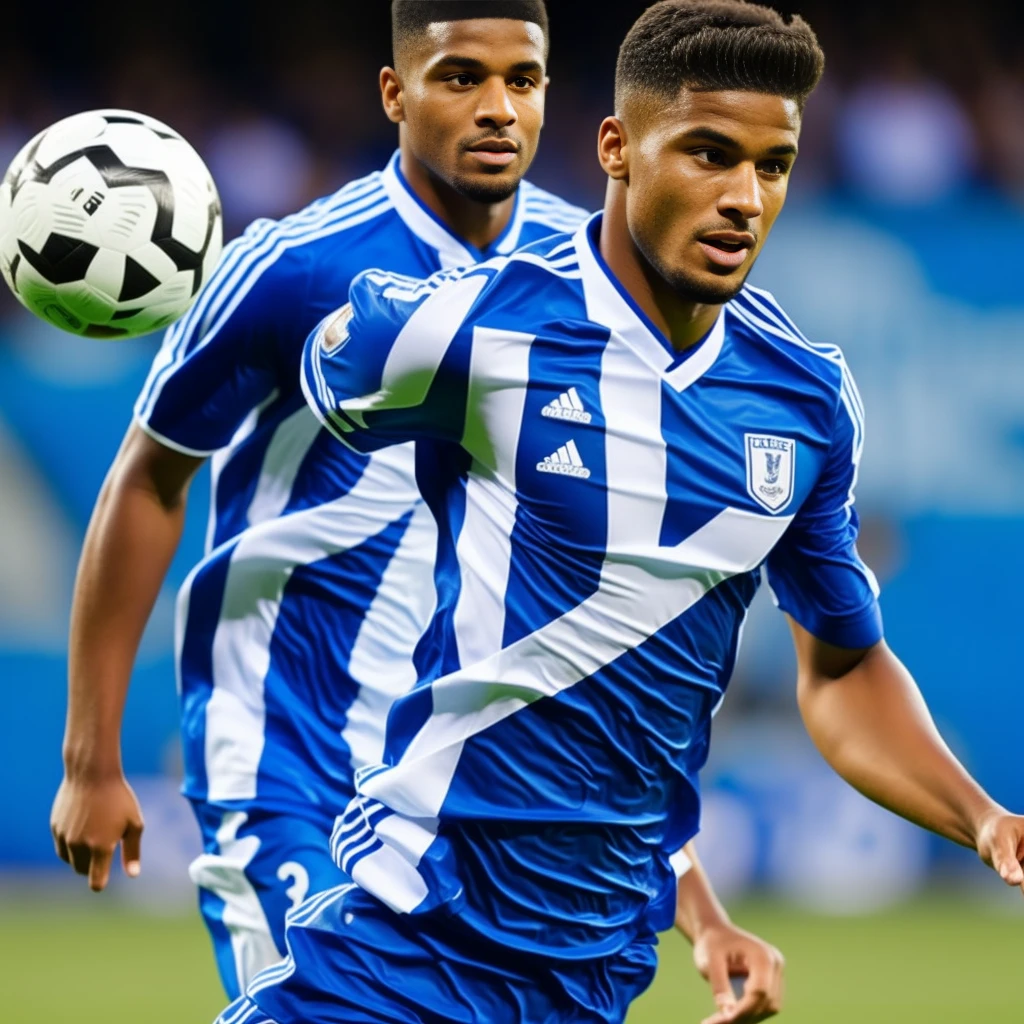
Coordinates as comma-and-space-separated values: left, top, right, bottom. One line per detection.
743, 284, 814, 343
145, 175, 385, 380
738, 289, 839, 358
298, 347, 362, 453
136, 180, 388, 414
523, 193, 590, 215
137, 194, 392, 421
729, 303, 863, 448
140, 184, 389, 409
738, 289, 865, 424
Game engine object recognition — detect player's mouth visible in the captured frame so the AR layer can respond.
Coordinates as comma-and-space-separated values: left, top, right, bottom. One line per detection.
465, 139, 520, 168
697, 231, 756, 270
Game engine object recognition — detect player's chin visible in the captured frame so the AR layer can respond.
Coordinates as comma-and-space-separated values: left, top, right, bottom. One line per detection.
666, 263, 748, 305
450, 167, 523, 204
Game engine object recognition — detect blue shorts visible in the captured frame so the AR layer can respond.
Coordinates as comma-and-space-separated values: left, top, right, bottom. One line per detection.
190, 802, 350, 1000
213, 884, 658, 1024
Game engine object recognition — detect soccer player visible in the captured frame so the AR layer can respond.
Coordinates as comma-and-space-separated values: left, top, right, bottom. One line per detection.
211, 2, 1024, 1023
50, 1, 781, 1015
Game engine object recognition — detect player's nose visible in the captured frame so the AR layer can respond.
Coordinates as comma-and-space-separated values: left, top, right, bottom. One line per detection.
475, 78, 518, 129
718, 162, 764, 221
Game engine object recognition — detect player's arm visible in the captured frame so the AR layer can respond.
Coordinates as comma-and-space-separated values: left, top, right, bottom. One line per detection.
767, 362, 1024, 894
302, 268, 488, 453
51, 226, 290, 892
792, 627, 1024, 889
674, 842, 784, 1024
51, 427, 202, 891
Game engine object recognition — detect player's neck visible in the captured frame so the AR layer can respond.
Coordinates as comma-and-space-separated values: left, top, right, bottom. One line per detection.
599, 188, 722, 353
399, 148, 517, 252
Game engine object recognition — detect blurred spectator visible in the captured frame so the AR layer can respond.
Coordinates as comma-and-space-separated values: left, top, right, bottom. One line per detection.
836, 51, 977, 205
205, 108, 317, 237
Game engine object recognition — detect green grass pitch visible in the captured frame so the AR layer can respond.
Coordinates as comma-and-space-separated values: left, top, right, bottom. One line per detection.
2, 895, 1020, 1022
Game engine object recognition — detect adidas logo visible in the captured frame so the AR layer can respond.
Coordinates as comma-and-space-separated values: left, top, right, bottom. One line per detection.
541, 387, 592, 424
537, 439, 591, 479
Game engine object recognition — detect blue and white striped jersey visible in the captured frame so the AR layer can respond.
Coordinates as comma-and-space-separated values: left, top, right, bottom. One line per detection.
302, 213, 883, 958
132, 151, 588, 818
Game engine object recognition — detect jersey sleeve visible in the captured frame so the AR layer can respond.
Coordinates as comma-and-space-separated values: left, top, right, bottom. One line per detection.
764, 367, 883, 649
133, 220, 309, 456
301, 267, 487, 453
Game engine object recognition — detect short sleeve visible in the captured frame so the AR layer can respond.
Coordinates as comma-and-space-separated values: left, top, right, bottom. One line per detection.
301, 267, 488, 454
133, 221, 309, 455
765, 369, 883, 649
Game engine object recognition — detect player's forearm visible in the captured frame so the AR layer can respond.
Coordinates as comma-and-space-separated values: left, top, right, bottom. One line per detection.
64, 460, 190, 777
798, 641, 999, 849
674, 841, 731, 942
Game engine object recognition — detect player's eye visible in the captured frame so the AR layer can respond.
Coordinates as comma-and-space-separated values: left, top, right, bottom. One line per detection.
510, 77, 536, 90
447, 73, 477, 88
693, 148, 726, 166
759, 159, 791, 176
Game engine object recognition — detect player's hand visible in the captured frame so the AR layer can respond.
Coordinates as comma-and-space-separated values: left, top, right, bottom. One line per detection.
692, 921, 784, 1024
50, 773, 144, 892
974, 809, 1024, 895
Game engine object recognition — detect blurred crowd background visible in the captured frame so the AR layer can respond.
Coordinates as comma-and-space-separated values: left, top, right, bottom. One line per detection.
2, 0, 1023, 923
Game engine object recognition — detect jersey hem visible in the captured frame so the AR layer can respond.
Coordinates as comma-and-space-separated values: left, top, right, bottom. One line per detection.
134, 416, 220, 458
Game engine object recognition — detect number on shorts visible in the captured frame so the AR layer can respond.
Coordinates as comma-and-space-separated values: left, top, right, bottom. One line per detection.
276, 860, 310, 909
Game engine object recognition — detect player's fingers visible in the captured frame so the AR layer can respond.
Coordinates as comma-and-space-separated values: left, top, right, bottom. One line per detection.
68, 842, 93, 877
51, 823, 70, 866
723, 965, 773, 1022
121, 819, 143, 879
991, 830, 1024, 886
767, 951, 785, 1013
87, 845, 115, 892
701, 989, 770, 1024
704, 948, 738, 1011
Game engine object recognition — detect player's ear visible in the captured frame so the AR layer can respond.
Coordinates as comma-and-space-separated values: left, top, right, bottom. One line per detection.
380, 66, 406, 125
597, 116, 629, 182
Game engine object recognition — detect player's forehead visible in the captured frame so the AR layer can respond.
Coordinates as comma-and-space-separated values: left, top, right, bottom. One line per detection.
407, 18, 547, 76
638, 87, 802, 153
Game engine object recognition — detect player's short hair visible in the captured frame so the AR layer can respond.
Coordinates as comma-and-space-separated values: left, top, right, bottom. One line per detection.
392, 1, 550, 57
616, 0, 824, 113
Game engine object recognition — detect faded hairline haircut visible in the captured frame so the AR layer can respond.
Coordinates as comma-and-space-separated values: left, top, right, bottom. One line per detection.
615, 0, 825, 113
392, 0, 550, 58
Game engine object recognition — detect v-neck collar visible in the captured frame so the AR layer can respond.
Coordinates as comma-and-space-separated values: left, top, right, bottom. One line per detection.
575, 213, 726, 393
381, 151, 526, 269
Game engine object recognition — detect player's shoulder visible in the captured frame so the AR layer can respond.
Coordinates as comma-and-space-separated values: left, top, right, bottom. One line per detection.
224, 169, 395, 275
475, 230, 588, 325
343, 264, 482, 345
343, 232, 588, 353
728, 284, 850, 394
518, 180, 591, 236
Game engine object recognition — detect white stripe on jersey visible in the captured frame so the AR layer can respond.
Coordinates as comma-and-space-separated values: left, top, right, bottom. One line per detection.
342, 500, 437, 773
344, 503, 793, 918
243, 406, 322, 528
137, 179, 392, 426
323, 273, 491, 424
452, 328, 536, 666
205, 389, 281, 553
196, 444, 420, 802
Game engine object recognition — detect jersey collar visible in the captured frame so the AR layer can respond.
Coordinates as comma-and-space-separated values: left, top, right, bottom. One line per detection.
574, 213, 726, 393
382, 151, 526, 269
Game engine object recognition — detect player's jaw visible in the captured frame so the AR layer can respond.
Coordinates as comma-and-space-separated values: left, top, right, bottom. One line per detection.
607, 88, 800, 307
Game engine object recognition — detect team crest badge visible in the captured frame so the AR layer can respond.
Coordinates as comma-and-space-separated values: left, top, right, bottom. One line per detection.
745, 434, 796, 513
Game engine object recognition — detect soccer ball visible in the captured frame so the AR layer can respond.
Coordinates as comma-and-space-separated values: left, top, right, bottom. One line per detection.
0, 109, 222, 339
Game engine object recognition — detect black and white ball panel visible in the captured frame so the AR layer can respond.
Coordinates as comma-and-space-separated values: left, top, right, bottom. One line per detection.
0, 109, 222, 339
